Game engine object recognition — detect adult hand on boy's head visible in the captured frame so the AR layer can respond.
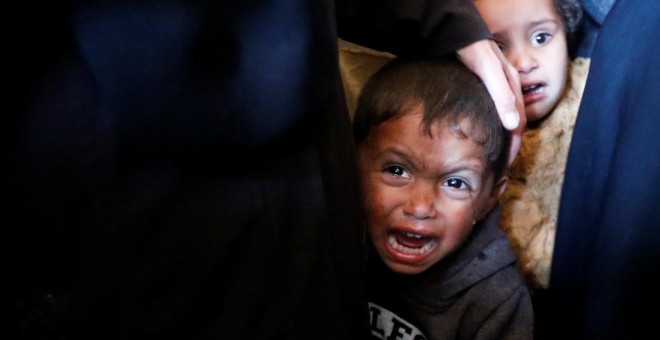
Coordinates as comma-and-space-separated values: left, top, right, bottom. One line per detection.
457, 39, 525, 165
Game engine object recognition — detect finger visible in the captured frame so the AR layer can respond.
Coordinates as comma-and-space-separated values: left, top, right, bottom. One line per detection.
488, 41, 525, 164
478, 42, 523, 131
508, 124, 524, 165
495, 42, 526, 130
457, 40, 523, 131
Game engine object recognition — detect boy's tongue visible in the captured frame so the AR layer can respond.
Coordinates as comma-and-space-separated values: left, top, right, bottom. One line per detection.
395, 232, 431, 248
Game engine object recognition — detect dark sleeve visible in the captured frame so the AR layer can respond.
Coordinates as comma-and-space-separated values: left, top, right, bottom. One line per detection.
336, 0, 492, 57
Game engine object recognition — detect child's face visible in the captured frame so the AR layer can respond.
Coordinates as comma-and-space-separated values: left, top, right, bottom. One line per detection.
475, 0, 568, 122
357, 109, 504, 275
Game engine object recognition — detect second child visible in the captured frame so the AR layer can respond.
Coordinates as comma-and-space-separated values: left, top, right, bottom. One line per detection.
474, 0, 587, 289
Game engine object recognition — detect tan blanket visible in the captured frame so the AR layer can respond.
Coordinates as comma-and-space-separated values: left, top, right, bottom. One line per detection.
338, 39, 395, 119
499, 58, 589, 290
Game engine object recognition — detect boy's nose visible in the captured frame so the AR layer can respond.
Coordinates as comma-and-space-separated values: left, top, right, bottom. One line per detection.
509, 48, 538, 74
403, 184, 438, 220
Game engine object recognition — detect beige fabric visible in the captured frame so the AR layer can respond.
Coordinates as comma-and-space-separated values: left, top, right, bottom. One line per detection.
338, 39, 396, 119
499, 58, 590, 290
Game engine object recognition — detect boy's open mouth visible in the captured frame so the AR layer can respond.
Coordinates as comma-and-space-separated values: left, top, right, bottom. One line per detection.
388, 232, 437, 255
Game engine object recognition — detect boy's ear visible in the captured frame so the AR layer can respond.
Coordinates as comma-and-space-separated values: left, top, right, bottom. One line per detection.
479, 175, 508, 220
493, 175, 508, 199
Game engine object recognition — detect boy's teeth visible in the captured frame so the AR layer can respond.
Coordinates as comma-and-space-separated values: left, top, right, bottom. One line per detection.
388, 234, 436, 255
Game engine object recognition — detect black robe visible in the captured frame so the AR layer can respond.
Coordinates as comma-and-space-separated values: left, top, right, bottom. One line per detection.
535, 0, 660, 338
8, 1, 490, 339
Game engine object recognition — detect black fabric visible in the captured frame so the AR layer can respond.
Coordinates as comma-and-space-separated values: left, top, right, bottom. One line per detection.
535, 0, 660, 338
10, 2, 364, 339
8, 1, 492, 339
336, 0, 492, 57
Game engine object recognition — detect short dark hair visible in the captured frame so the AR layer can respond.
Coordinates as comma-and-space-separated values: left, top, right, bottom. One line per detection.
353, 57, 510, 178
554, 0, 583, 48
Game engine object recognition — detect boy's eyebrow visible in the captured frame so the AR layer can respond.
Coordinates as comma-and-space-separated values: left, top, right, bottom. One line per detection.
439, 162, 486, 178
380, 145, 440, 174
381, 147, 419, 169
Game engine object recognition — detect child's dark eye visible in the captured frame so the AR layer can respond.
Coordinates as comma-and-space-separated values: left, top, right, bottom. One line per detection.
444, 178, 468, 189
384, 165, 411, 179
532, 33, 552, 46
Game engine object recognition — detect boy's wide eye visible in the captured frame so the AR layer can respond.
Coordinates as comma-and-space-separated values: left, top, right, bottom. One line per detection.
384, 165, 411, 179
444, 178, 468, 189
532, 32, 551, 46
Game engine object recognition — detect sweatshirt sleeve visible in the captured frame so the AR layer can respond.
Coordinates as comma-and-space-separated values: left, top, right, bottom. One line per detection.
336, 0, 492, 57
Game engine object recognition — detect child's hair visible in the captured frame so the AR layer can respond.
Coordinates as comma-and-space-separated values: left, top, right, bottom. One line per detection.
554, 0, 583, 49
353, 58, 510, 179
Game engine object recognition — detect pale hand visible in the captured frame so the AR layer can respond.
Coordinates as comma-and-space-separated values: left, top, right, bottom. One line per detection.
457, 39, 525, 165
